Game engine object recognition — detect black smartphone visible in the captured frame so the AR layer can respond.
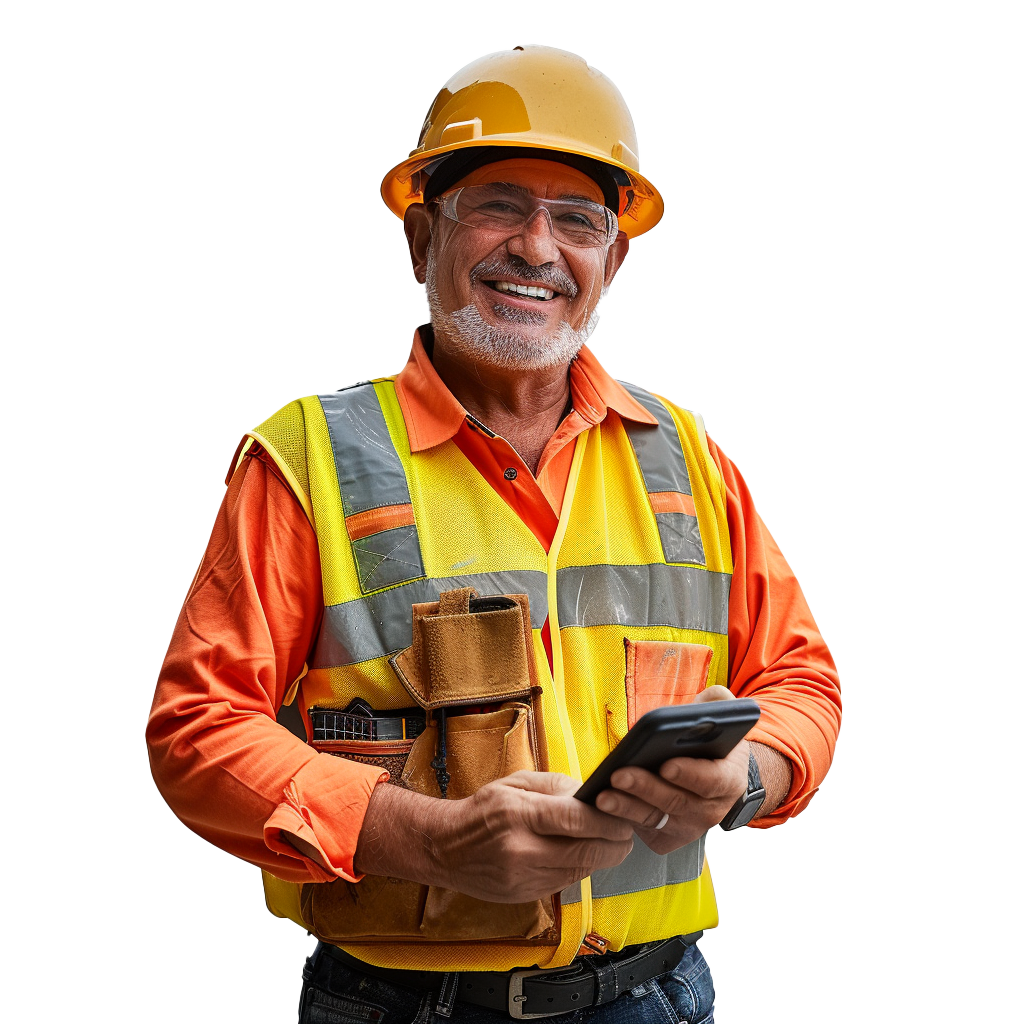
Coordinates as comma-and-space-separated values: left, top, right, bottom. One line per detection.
574, 699, 760, 805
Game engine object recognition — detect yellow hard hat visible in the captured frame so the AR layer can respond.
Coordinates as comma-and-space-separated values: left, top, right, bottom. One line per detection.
380, 45, 664, 238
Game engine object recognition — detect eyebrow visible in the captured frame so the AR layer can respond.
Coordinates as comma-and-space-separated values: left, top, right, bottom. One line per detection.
486, 182, 602, 205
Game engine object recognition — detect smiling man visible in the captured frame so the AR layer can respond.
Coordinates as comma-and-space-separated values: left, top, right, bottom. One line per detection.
148, 45, 841, 1024
405, 157, 629, 477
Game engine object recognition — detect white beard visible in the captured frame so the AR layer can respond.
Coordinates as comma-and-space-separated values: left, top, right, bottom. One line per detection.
425, 247, 601, 371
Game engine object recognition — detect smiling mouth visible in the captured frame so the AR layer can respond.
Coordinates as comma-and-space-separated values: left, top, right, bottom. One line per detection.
484, 280, 558, 301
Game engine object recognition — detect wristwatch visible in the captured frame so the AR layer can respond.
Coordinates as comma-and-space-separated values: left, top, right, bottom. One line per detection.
719, 750, 766, 830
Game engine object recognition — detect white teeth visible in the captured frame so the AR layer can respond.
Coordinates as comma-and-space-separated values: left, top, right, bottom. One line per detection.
493, 281, 555, 300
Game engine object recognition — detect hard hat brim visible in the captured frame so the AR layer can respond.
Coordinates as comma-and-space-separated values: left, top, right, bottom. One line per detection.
381, 138, 664, 239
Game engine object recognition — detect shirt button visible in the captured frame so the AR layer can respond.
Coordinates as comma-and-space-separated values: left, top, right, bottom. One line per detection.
503, 467, 518, 481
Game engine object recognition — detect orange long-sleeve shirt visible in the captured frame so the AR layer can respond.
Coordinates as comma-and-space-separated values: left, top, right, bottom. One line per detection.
147, 332, 841, 885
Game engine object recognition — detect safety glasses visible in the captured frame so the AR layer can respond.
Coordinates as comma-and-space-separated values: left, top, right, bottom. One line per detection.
435, 183, 618, 248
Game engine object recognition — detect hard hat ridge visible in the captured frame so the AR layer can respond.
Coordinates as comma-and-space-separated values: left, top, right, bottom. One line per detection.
380, 45, 664, 237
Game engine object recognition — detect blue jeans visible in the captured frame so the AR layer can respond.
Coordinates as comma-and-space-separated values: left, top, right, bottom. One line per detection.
299, 943, 714, 1024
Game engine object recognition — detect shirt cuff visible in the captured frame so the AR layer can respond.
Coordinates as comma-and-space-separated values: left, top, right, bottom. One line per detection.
746, 720, 822, 827
263, 752, 388, 882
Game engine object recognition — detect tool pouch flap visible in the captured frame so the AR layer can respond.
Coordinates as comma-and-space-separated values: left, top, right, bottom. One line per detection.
391, 587, 539, 708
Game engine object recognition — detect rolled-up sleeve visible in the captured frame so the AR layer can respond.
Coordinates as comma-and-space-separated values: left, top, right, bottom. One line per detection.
146, 449, 386, 883
709, 438, 842, 826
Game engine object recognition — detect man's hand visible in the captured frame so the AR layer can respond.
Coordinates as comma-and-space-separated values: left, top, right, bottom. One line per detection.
594, 686, 750, 855
354, 770, 634, 903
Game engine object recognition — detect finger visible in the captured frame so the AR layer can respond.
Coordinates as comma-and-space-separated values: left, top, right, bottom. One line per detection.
658, 745, 749, 800
563, 835, 635, 874
594, 787, 661, 826
593, 836, 635, 870
609, 767, 695, 816
693, 685, 735, 703
501, 770, 581, 796
527, 792, 637, 841
498, 772, 637, 839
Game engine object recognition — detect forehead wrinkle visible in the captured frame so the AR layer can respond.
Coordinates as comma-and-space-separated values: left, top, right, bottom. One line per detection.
475, 182, 531, 198
469, 183, 599, 205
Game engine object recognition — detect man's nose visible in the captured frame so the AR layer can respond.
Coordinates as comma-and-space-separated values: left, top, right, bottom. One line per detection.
506, 207, 561, 266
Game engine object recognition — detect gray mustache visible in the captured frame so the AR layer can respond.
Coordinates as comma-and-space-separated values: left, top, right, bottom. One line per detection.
470, 256, 579, 299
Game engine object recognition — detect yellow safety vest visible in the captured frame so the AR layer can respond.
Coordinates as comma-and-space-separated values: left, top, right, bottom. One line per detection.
246, 376, 733, 971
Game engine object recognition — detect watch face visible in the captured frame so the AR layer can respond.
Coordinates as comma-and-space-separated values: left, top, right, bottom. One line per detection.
721, 750, 766, 830
721, 786, 766, 830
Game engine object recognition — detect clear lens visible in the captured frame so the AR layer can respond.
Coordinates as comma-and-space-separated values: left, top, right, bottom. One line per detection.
438, 183, 617, 247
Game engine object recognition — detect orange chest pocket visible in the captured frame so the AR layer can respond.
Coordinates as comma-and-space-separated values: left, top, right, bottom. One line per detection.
623, 639, 714, 727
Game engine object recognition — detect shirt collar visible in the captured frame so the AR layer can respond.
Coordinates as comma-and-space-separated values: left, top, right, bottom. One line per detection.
394, 326, 657, 453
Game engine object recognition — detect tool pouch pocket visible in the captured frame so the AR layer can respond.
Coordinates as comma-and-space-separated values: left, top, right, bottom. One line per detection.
310, 738, 415, 781
299, 587, 558, 946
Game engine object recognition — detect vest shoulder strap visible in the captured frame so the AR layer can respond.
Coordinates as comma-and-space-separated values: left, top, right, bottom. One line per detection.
245, 383, 427, 593
618, 382, 709, 566
317, 382, 427, 593
234, 399, 315, 523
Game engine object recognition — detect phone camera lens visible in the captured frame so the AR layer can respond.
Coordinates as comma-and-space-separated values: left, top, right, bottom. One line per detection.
676, 722, 717, 743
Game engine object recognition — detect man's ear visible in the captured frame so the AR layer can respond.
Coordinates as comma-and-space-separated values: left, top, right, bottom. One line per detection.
405, 204, 433, 284
603, 230, 629, 289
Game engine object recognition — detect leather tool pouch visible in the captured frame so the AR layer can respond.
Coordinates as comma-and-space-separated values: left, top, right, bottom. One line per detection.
299, 587, 558, 945
308, 737, 416, 781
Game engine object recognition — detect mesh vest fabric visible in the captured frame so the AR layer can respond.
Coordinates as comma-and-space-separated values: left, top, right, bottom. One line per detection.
248, 377, 732, 971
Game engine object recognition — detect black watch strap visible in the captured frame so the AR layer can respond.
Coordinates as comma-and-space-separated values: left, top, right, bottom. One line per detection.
720, 749, 766, 831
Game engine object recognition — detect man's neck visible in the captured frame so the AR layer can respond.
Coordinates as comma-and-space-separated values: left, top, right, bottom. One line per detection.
429, 330, 573, 476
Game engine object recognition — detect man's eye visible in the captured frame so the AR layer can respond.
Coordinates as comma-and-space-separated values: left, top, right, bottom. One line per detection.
476, 200, 525, 216
557, 211, 602, 229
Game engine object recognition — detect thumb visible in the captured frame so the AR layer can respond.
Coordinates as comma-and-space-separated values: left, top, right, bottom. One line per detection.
694, 684, 735, 703
500, 770, 581, 797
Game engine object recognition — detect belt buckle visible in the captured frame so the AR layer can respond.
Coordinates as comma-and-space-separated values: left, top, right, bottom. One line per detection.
508, 967, 568, 1020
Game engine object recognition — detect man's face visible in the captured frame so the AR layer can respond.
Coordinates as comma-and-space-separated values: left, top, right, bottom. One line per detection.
409, 158, 627, 371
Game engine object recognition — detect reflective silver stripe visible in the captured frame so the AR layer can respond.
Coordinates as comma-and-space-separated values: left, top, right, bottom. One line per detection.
560, 881, 582, 905
619, 382, 694, 496
312, 570, 550, 668
352, 525, 424, 593
589, 835, 705, 899
319, 385, 426, 591
319, 386, 413, 514
656, 512, 705, 566
620, 382, 706, 566
556, 564, 730, 635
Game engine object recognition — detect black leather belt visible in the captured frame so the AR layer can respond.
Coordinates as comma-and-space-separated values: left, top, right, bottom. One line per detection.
322, 934, 700, 1019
